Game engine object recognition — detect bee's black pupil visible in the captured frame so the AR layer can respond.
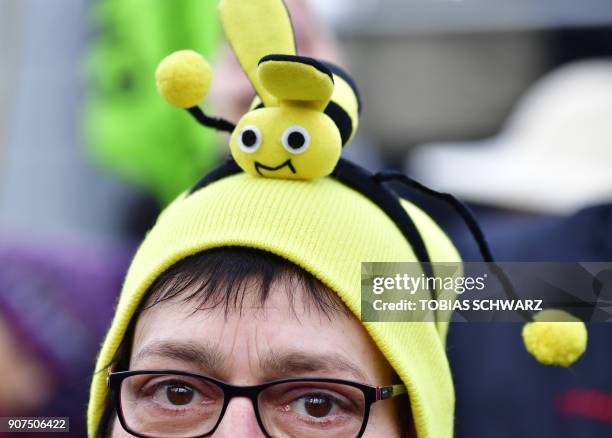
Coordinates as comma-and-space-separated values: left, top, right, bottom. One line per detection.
287, 131, 305, 149
242, 130, 257, 147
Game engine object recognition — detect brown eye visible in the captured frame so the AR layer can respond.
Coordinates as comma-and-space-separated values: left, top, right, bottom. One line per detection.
238, 125, 262, 153
281, 126, 310, 154
166, 384, 194, 405
303, 394, 333, 418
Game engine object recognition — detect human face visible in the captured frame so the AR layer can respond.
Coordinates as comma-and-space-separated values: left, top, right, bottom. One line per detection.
110, 281, 410, 437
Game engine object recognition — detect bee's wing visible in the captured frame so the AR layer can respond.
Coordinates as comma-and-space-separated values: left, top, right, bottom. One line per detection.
258, 55, 334, 111
258, 55, 362, 147
219, 0, 296, 107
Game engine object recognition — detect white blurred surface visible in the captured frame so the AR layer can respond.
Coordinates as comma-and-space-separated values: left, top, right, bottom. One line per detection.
410, 60, 612, 214
313, 0, 612, 33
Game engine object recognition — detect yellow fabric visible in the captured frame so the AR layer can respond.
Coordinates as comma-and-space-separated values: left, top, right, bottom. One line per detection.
155, 50, 212, 108
249, 95, 263, 111
522, 309, 588, 367
247, 70, 360, 147
258, 58, 334, 111
88, 173, 459, 438
246, 70, 360, 144
330, 72, 360, 144
219, 0, 295, 107
230, 106, 342, 179
400, 199, 460, 344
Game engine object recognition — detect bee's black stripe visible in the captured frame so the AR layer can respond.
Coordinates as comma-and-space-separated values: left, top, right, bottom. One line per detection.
258, 54, 334, 83
324, 62, 362, 114
324, 101, 353, 146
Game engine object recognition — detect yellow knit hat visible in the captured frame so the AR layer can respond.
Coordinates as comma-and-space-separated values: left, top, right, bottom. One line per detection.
88, 1, 587, 436
88, 171, 460, 437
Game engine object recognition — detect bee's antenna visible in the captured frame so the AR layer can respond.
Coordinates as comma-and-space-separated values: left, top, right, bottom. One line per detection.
187, 107, 236, 134
374, 170, 532, 321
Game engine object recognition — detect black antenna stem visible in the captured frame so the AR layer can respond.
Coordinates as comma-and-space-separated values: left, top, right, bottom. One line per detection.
374, 170, 533, 321
187, 107, 236, 133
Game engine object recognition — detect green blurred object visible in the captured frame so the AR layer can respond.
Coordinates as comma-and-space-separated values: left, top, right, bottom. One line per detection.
85, 0, 222, 205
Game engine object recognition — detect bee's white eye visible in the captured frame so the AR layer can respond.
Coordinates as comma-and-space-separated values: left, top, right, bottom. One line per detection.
238, 125, 262, 153
281, 126, 310, 154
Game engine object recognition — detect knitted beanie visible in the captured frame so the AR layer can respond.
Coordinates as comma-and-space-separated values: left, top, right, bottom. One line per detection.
88, 171, 460, 437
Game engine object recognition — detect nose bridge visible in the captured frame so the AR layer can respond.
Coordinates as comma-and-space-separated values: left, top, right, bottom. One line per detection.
213, 390, 267, 438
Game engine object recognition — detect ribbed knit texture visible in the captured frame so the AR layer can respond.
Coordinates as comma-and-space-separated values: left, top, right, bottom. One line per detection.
88, 173, 459, 438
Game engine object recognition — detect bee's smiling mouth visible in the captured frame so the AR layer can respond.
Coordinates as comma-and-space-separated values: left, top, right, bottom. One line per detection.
254, 159, 296, 176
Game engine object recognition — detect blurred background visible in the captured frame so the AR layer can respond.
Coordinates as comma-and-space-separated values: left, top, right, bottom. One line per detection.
1, 0, 612, 436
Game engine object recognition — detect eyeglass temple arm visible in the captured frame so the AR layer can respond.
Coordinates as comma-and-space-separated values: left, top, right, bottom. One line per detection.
377, 384, 407, 401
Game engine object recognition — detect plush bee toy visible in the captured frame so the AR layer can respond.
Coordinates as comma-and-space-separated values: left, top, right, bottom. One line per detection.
154, 0, 587, 368
156, 0, 359, 181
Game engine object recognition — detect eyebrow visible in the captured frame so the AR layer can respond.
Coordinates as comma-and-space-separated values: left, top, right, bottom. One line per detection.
134, 341, 226, 372
261, 350, 369, 382
133, 341, 369, 382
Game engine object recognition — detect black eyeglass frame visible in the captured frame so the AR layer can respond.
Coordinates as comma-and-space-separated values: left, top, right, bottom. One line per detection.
108, 369, 407, 438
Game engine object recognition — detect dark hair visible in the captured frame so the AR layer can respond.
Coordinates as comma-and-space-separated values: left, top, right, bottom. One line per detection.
141, 246, 351, 318
96, 246, 354, 437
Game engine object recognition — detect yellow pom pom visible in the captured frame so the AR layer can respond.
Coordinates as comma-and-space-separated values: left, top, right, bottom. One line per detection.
155, 50, 212, 108
522, 309, 587, 367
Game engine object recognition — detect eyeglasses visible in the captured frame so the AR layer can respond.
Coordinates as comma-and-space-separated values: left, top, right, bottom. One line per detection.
108, 369, 407, 438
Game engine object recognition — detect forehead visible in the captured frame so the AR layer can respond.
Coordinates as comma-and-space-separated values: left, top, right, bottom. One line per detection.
131, 281, 395, 384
